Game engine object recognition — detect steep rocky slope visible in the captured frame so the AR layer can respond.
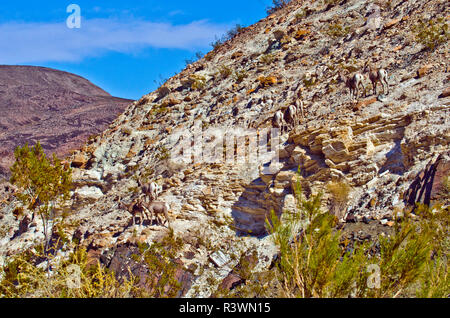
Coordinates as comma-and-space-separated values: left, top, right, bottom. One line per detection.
0, 65, 133, 178
0, 0, 448, 297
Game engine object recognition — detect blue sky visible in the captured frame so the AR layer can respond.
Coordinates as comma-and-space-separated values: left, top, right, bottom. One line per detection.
0, 1, 274, 99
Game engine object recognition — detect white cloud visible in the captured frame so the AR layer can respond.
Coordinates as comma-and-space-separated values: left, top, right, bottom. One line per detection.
0, 18, 229, 64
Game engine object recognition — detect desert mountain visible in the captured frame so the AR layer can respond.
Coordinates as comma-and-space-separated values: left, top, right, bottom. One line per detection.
0, 0, 449, 297
0, 65, 133, 177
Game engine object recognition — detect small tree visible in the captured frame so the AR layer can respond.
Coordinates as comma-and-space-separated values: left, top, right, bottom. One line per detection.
210, 24, 245, 50
266, 181, 370, 298
10, 142, 72, 273
413, 18, 449, 51
266, 0, 291, 15
264, 170, 448, 298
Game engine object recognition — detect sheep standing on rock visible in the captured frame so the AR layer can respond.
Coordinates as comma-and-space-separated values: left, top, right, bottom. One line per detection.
295, 100, 305, 120
149, 182, 163, 201
118, 196, 148, 226
138, 180, 170, 227
284, 104, 298, 130
145, 200, 171, 228
363, 63, 389, 96
141, 181, 162, 201
339, 71, 366, 100
272, 110, 286, 133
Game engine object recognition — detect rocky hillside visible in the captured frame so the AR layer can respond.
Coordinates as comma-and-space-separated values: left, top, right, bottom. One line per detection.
0, 0, 448, 297
0, 65, 133, 178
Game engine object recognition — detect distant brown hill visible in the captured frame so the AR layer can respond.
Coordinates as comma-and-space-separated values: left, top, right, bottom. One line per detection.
0, 65, 133, 177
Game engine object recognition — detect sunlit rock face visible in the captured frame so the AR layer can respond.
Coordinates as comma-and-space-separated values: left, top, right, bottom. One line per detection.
1, 0, 449, 298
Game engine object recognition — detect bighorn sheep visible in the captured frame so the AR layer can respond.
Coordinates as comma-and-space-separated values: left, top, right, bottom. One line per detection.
119, 196, 149, 226
146, 200, 171, 228
286, 100, 304, 128
363, 63, 389, 96
295, 100, 305, 120
149, 182, 162, 201
339, 71, 366, 100
272, 110, 286, 133
284, 104, 298, 130
141, 181, 163, 201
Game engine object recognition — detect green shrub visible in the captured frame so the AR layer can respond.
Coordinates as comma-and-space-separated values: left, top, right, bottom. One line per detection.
137, 229, 185, 297
293, 10, 307, 23
121, 127, 133, 136
413, 18, 449, 51
303, 76, 317, 88
266, 0, 291, 15
259, 53, 276, 65
226, 24, 244, 41
184, 51, 204, 66
217, 65, 233, 79
0, 246, 142, 298
233, 70, 248, 84
325, 21, 351, 38
156, 145, 171, 161
210, 24, 245, 50
323, 0, 341, 6
327, 180, 351, 219
190, 74, 207, 91
260, 171, 449, 298
265, 181, 369, 297
146, 104, 168, 121
9, 142, 72, 274
442, 175, 450, 202
0, 230, 188, 298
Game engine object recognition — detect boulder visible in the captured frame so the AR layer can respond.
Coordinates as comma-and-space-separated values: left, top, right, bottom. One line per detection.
157, 86, 171, 99
75, 186, 104, 200
209, 250, 231, 268
105, 244, 194, 297
275, 170, 296, 182
384, 18, 401, 29
273, 29, 286, 41
294, 29, 311, 40
417, 64, 433, 78
71, 154, 88, 168
219, 273, 245, 291
258, 76, 278, 87
322, 140, 350, 164
162, 98, 181, 107
438, 87, 450, 98
354, 97, 377, 110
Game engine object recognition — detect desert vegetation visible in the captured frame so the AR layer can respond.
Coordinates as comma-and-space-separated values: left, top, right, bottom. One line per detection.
266, 0, 291, 15
413, 17, 449, 51
216, 170, 449, 298
210, 24, 245, 50
0, 246, 140, 297
0, 225, 187, 298
1, 0, 449, 300
9, 142, 72, 276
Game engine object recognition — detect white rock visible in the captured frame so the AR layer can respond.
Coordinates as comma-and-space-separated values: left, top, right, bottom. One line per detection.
209, 250, 231, 268
75, 186, 104, 200
84, 169, 102, 181
282, 194, 297, 214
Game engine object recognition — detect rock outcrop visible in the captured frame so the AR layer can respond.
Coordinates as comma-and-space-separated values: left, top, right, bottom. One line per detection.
0, 0, 449, 297
405, 151, 450, 208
